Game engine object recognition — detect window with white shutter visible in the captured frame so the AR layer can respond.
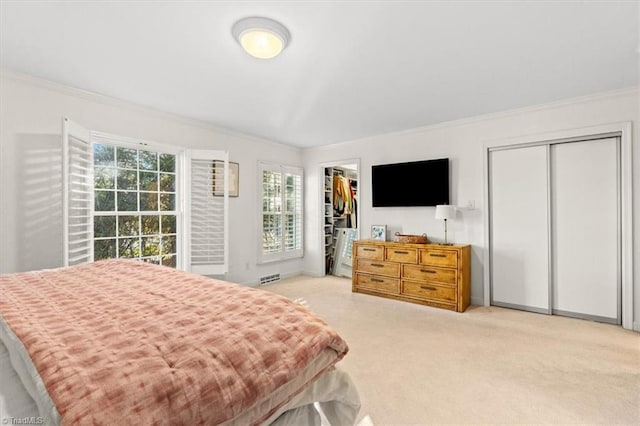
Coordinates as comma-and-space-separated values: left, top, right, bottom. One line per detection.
62, 118, 94, 266
259, 162, 303, 263
62, 118, 229, 274
184, 150, 229, 275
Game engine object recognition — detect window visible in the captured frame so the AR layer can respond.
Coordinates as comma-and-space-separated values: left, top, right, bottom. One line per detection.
93, 143, 178, 267
63, 118, 229, 274
259, 163, 303, 262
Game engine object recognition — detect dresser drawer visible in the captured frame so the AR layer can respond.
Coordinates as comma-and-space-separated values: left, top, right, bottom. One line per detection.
385, 247, 418, 263
355, 273, 400, 294
356, 244, 384, 260
357, 259, 400, 278
402, 264, 456, 285
402, 280, 456, 303
419, 248, 458, 268
418, 299, 456, 311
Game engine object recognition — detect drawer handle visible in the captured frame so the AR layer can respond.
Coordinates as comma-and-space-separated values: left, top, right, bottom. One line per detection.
371, 278, 384, 283
394, 250, 409, 254
429, 254, 447, 258
371, 263, 384, 268
420, 269, 437, 274
420, 286, 437, 291
362, 248, 376, 252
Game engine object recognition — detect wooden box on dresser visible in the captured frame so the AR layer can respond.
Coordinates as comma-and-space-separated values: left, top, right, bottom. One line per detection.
352, 240, 471, 312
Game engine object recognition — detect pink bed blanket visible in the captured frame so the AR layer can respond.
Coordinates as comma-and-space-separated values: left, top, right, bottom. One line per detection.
0, 260, 349, 424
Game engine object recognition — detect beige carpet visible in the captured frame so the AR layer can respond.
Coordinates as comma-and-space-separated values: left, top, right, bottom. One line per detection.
265, 275, 640, 425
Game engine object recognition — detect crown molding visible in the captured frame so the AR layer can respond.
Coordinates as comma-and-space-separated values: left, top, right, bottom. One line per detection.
2, 69, 636, 153
311, 85, 638, 152
0, 69, 301, 153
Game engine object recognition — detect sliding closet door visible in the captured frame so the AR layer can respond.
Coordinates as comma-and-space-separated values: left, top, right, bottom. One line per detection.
490, 146, 549, 312
551, 138, 619, 323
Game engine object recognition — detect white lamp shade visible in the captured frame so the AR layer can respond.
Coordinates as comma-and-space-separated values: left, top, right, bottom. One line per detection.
435, 205, 456, 220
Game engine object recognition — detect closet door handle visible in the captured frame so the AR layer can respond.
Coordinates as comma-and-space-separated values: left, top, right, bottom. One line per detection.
371, 278, 384, 283
362, 248, 376, 252
371, 263, 384, 268
420, 286, 437, 291
429, 254, 447, 258
394, 250, 409, 254
420, 269, 437, 274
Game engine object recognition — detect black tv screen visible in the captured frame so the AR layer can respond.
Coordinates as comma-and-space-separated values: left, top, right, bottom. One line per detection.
372, 158, 449, 207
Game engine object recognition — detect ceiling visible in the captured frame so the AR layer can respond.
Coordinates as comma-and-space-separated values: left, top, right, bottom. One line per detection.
1, 1, 637, 148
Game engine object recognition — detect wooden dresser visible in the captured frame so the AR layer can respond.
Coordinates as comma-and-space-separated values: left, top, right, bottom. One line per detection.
352, 240, 471, 312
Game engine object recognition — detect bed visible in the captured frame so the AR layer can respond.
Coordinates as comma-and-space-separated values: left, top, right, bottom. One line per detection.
0, 260, 360, 425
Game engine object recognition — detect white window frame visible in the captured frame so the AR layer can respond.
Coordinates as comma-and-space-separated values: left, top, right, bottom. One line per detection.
258, 162, 304, 263
91, 131, 183, 268
63, 118, 229, 275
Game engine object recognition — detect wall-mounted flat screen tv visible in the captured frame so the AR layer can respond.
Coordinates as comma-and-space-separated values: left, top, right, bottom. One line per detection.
372, 158, 449, 207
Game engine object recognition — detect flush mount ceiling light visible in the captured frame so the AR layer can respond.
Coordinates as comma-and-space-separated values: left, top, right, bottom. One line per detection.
232, 17, 290, 59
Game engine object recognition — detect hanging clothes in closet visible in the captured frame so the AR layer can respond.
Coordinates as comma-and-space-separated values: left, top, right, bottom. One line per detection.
333, 175, 357, 228
349, 179, 357, 228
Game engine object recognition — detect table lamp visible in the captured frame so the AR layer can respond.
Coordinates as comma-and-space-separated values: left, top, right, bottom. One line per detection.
435, 205, 456, 245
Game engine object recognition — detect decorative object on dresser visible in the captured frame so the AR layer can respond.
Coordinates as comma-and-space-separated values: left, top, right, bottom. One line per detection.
370, 225, 386, 241
393, 232, 429, 244
352, 240, 471, 312
434, 204, 456, 245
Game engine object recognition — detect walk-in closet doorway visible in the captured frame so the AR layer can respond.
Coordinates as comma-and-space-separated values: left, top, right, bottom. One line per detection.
319, 160, 360, 278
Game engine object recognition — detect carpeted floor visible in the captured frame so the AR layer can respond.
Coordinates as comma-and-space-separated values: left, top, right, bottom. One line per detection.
265, 275, 640, 425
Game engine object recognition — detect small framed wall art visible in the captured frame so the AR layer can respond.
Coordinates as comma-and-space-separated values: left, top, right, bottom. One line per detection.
371, 225, 386, 241
212, 161, 239, 197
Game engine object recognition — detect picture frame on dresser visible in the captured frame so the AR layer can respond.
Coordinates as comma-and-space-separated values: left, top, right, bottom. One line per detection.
371, 225, 386, 241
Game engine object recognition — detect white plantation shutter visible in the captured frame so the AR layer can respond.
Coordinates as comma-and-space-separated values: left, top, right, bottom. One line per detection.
283, 166, 303, 253
259, 163, 303, 262
62, 117, 94, 266
184, 150, 229, 275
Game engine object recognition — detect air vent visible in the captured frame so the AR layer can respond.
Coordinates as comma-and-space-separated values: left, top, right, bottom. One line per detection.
259, 273, 281, 285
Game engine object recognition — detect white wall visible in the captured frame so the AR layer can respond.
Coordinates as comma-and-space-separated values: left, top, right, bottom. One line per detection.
0, 73, 304, 284
302, 88, 639, 327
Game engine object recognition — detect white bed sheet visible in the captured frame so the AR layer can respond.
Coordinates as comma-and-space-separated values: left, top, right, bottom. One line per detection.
0, 337, 39, 422
0, 315, 59, 426
267, 369, 360, 426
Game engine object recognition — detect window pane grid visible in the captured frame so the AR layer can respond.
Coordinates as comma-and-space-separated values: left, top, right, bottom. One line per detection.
261, 166, 302, 258
93, 142, 177, 266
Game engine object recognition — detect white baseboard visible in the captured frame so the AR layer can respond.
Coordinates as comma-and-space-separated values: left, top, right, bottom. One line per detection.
279, 270, 305, 281
633, 321, 640, 332
301, 270, 324, 278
